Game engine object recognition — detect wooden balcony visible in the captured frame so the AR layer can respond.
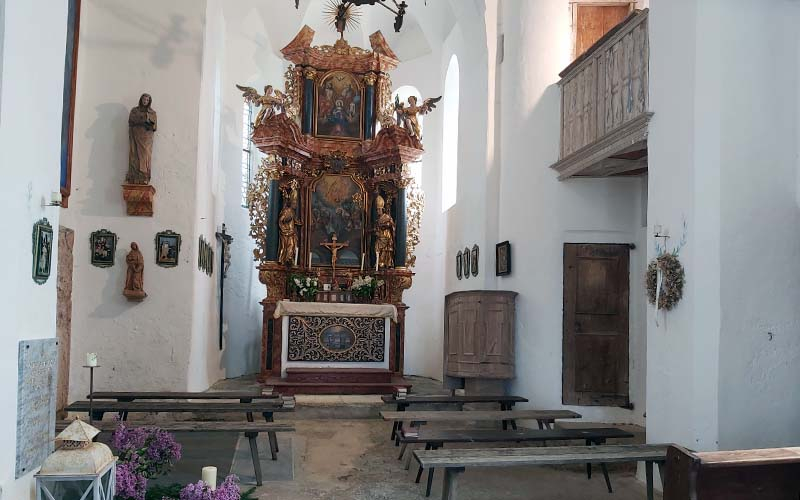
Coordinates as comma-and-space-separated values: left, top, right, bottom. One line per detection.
550, 9, 651, 180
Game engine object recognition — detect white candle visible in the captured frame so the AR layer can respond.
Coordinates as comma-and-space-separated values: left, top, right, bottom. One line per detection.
86, 353, 98, 367
308, 252, 313, 268
202, 466, 217, 491
294, 248, 299, 266
361, 253, 365, 272
375, 250, 379, 272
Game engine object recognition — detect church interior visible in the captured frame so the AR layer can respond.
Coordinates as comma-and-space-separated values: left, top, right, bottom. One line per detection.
4, 0, 800, 499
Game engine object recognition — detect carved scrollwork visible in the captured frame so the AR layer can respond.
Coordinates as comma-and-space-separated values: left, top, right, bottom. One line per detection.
405, 172, 424, 268
287, 316, 385, 362
258, 263, 289, 302
284, 65, 301, 122
248, 157, 280, 264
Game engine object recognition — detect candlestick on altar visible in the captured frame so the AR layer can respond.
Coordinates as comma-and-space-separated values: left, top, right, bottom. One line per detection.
361, 253, 365, 272
294, 247, 299, 266
308, 252, 312, 268
375, 249, 379, 273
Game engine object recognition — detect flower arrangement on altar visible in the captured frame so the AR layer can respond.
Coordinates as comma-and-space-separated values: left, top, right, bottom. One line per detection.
350, 275, 384, 302
289, 273, 320, 301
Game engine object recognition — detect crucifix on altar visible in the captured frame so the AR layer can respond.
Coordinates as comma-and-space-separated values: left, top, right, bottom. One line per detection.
320, 232, 348, 285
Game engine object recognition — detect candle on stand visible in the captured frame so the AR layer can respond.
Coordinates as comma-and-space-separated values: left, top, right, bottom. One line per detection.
308, 252, 313, 268
360, 253, 365, 272
202, 466, 217, 491
294, 247, 299, 266
375, 250, 379, 273
86, 353, 98, 367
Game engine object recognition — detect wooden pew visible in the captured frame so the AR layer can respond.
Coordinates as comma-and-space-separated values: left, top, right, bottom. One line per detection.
65, 400, 293, 461
414, 444, 670, 500
664, 445, 800, 499
56, 420, 294, 486
401, 427, 635, 497
381, 395, 529, 440
88, 390, 283, 401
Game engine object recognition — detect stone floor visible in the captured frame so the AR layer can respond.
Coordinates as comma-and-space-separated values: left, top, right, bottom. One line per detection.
150, 375, 658, 499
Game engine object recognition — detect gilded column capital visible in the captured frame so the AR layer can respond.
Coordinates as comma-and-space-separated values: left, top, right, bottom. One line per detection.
303, 67, 318, 80
363, 72, 378, 86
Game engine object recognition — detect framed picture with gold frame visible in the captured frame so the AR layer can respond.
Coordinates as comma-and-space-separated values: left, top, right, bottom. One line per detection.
314, 70, 364, 140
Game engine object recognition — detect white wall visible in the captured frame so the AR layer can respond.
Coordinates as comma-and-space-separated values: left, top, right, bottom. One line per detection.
62, 0, 212, 398
485, 0, 647, 425
0, 0, 67, 496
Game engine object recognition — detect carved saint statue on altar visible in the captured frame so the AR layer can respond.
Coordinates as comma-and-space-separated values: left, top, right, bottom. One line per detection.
278, 181, 302, 266
375, 195, 396, 269
123, 242, 147, 301
394, 95, 442, 142
127, 93, 157, 185
236, 84, 287, 127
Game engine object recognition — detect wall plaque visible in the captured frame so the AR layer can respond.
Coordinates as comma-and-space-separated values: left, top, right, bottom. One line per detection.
15, 338, 58, 478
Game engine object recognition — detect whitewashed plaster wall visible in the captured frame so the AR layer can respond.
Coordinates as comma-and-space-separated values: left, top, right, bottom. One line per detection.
0, 0, 67, 496
62, 0, 210, 398
493, 0, 647, 425
647, 0, 800, 453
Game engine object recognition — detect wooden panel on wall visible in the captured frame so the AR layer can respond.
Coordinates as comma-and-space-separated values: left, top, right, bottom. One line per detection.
56, 226, 74, 419
444, 291, 517, 380
576, 4, 631, 57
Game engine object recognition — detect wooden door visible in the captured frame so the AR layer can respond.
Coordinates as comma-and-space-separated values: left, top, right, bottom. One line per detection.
563, 243, 629, 406
575, 4, 632, 57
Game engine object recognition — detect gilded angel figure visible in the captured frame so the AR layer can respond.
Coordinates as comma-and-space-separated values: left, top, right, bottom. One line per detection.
394, 95, 442, 141
236, 84, 287, 127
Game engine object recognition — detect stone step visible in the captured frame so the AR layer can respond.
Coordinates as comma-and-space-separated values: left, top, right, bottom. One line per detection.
284, 367, 393, 384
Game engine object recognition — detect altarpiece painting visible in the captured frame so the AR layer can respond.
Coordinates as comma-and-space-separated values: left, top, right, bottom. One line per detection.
315, 71, 363, 140
309, 174, 364, 267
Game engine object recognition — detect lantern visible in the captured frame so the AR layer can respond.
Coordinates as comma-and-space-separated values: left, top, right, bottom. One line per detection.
35, 419, 116, 500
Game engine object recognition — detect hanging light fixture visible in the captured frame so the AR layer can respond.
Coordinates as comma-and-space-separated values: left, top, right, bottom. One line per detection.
295, 0, 410, 33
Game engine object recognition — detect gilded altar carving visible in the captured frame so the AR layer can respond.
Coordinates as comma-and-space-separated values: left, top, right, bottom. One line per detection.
236, 85, 287, 127
287, 316, 385, 362
277, 180, 301, 265
283, 66, 301, 122
405, 176, 424, 269
259, 262, 289, 302
374, 194, 395, 269
394, 95, 442, 147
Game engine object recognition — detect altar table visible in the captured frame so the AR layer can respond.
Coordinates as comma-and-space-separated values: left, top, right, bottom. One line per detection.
273, 301, 397, 378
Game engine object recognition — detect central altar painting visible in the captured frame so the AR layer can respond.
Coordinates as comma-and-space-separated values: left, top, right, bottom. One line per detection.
309, 174, 364, 267
239, 18, 439, 391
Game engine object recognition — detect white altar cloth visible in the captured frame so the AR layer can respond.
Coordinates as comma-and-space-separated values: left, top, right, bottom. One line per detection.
274, 301, 398, 322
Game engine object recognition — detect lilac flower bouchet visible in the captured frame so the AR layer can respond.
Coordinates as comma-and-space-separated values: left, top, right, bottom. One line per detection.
179, 475, 242, 500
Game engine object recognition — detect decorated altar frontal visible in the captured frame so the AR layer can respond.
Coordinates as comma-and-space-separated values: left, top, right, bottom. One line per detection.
275, 301, 396, 377
242, 18, 437, 393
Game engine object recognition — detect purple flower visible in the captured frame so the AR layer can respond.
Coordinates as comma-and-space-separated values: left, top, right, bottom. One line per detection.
111, 421, 182, 479
179, 475, 241, 500
116, 461, 147, 500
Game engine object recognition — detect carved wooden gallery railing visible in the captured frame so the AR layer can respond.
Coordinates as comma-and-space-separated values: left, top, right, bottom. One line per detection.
551, 9, 651, 180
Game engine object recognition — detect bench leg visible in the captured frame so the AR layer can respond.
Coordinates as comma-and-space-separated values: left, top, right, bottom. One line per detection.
416, 443, 432, 483
441, 467, 465, 500
645, 461, 654, 500
600, 463, 612, 493
391, 421, 399, 441
404, 446, 415, 470
267, 432, 278, 461
510, 419, 517, 430
425, 443, 441, 497
398, 442, 408, 460
245, 432, 263, 486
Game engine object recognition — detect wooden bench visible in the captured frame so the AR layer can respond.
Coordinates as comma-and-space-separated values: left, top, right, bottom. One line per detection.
88, 390, 283, 401
664, 444, 800, 499
381, 409, 581, 448
65, 400, 293, 461
381, 395, 529, 440
57, 420, 294, 486
414, 444, 670, 500
400, 427, 635, 497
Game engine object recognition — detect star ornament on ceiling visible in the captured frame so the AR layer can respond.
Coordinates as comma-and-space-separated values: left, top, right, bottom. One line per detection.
295, 0, 414, 33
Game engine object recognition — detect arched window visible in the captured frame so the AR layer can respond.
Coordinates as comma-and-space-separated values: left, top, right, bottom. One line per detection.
442, 55, 459, 212
393, 86, 424, 187
241, 101, 254, 208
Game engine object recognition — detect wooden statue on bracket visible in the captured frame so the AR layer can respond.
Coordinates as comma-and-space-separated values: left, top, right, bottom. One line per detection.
123, 242, 147, 301
374, 194, 395, 269
277, 180, 302, 265
122, 93, 157, 216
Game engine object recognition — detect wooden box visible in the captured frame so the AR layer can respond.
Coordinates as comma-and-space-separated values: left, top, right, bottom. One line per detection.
664, 445, 800, 500
443, 291, 517, 380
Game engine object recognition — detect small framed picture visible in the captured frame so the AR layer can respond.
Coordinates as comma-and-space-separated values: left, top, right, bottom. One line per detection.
471, 244, 479, 277
456, 251, 463, 280
463, 247, 471, 280
155, 230, 181, 268
496, 241, 511, 276
90, 229, 117, 268
32, 218, 53, 284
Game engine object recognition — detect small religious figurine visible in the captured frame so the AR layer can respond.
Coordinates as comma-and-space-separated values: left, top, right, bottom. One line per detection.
277, 181, 302, 266
123, 242, 147, 301
395, 95, 442, 142
375, 195, 396, 269
236, 84, 286, 127
127, 93, 157, 185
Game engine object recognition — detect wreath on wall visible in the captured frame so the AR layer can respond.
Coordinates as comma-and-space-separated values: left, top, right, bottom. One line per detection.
646, 253, 685, 311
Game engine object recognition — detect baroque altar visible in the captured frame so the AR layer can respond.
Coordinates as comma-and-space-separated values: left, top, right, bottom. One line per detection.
242, 24, 436, 390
